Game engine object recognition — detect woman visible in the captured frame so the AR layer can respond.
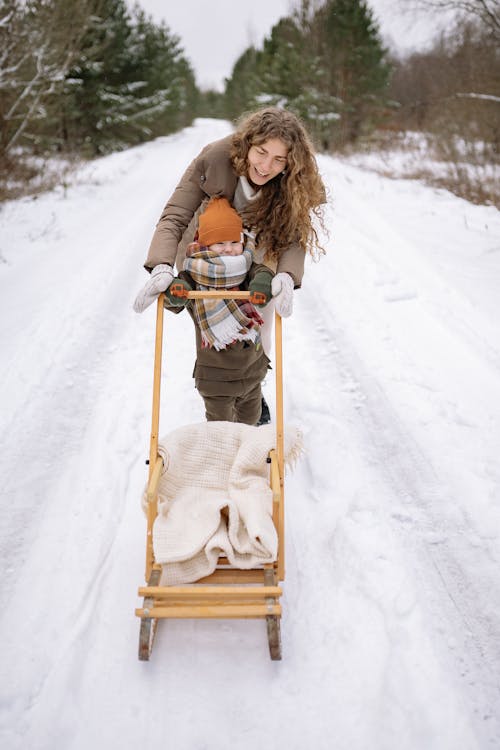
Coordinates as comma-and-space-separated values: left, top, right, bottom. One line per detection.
134, 106, 327, 316
133, 106, 327, 422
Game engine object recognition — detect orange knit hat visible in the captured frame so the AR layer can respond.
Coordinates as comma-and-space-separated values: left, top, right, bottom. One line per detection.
197, 198, 243, 247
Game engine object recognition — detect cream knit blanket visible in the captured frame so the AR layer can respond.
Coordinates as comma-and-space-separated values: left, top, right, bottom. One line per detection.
143, 421, 303, 585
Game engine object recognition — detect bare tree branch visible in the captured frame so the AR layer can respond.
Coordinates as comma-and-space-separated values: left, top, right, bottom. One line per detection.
403, 0, 500, 38
0, 1, 104, 157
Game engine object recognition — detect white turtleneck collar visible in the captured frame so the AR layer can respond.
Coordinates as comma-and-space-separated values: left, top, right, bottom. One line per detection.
233, 175, 259, 212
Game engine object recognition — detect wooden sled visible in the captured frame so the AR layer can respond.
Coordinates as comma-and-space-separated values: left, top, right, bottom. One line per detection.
135, 291, 286, 661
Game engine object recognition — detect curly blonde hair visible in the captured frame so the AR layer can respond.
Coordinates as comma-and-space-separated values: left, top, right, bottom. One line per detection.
231, 107, 327, 262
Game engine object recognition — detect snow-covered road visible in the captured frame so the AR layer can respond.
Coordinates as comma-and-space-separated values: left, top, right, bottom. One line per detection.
1, 119, 499, 750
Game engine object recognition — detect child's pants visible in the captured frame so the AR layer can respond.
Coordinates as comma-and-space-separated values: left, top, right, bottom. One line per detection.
199, 380, 262, 425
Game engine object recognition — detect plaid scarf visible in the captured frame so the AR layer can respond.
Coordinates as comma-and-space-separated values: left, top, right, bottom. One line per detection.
183, 248, 264, 351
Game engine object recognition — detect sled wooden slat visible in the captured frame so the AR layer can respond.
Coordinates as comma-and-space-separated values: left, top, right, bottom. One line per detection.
140, 598, 279, 608
137, 294, 286, 660
136, 604, 282, 619
144, 596, 279, 606
138, 585, 282, 599
196, 569, 266, 584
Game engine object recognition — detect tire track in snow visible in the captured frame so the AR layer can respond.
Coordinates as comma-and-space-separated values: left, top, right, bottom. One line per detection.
281, 296, 490, 748
288, 204, 500, 745
351, 336, 500, 743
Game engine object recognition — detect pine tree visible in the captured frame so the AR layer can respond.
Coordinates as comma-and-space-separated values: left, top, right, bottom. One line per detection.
121, 7, 198, 139
257, 14, 343, 148
59, 0, 198, 154
224, 47, 263, 119
223, 0, 390, 149
312, 0, 390, 144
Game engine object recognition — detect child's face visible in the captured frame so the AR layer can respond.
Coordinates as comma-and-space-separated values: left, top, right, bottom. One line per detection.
209, 240, 243, 256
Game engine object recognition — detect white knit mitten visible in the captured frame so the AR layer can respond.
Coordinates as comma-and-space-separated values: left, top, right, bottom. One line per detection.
133, 264, 174, 313
271, 272, 294, 318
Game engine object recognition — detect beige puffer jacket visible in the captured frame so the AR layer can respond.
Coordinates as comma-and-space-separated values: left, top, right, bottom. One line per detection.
144, 135, 306, 287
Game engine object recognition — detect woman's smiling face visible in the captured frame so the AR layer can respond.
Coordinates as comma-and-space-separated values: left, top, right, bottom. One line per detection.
247, 138, 288, 186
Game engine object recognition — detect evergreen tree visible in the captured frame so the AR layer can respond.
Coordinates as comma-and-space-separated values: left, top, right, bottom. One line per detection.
197, 89, 227, 119
55, 0, 125, 153
0, 0, 199, 195
257, 14, 343, 148
224, 47, 263, 119
61, 0, 197, 153
58, 0, 198, 154
124, 7, 198, 138
258, 18, 305, 104
223, 0, 390, 149
313, 0, 390, 144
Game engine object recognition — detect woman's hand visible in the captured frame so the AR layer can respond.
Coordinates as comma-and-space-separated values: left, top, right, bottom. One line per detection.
133, 264, 174, 313
271, 272, 294, 317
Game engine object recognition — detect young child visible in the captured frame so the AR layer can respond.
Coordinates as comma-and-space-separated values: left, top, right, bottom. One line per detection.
166, 197, 274, 426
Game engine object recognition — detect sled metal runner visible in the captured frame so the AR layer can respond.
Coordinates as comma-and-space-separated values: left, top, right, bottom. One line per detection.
136, 291, 286, 661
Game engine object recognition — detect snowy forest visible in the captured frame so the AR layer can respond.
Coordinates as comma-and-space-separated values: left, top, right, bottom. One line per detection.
0, 0, 499, 205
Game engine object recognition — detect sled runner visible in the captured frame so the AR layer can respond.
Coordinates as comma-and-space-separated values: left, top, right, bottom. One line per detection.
135, 291, 286, 661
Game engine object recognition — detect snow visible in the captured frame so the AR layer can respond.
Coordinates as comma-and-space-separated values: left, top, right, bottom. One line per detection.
340, 132, 500, 202
1, 118, 500, 750
457, 93, 500, 103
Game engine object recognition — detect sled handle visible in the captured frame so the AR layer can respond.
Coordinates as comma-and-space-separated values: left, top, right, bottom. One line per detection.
274, 311, 285, 581
145, 293, 165, 579
184, 290, 252, 299
149, 294, 164, 471
180, 290, 268, 305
